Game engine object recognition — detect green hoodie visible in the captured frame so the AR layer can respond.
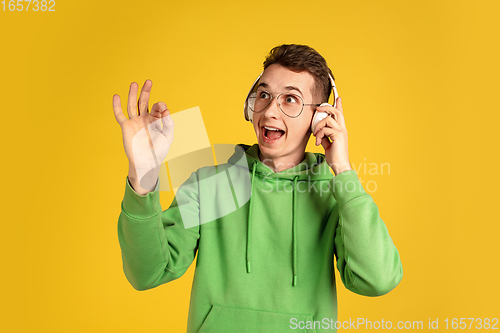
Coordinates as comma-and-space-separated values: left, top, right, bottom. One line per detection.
118, 143, 403, 333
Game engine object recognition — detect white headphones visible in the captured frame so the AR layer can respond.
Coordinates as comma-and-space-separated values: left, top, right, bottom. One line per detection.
243, 71, 338, 133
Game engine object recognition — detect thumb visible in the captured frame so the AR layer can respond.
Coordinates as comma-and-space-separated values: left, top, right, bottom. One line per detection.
150, 101, 167, 119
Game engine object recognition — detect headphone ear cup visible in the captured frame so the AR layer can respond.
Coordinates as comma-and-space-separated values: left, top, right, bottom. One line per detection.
245, 92, 257, 123
244, 72, 263, 123
245, 102, 253, 123
310, 103, 331, 133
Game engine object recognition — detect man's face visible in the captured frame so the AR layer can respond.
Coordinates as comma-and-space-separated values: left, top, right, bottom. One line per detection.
252, 64, 318, 168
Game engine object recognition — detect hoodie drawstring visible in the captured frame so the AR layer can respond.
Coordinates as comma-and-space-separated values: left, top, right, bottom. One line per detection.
292, 175, 299, 286
246, 161, 299, 287
246, 160, 257, 273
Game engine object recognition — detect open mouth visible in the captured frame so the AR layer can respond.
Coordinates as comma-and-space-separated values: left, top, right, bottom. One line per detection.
262, 125, 285, 141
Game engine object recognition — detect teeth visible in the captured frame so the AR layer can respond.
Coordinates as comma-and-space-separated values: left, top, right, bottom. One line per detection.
264, 126, 282, 131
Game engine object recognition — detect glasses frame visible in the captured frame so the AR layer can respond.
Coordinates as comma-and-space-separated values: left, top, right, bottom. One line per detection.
248, 89, 322, 118
244, 71, 338, 123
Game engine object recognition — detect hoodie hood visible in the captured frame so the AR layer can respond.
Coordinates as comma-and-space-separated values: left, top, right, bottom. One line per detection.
227, 143, 333, 286
228, 143, 333, 181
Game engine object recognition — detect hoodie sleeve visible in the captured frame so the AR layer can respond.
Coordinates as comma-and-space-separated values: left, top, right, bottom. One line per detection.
117, 173, 200, 291
330, 170, 403, 296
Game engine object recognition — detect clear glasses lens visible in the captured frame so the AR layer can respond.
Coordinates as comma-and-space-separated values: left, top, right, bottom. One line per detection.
248, 90, 303, 117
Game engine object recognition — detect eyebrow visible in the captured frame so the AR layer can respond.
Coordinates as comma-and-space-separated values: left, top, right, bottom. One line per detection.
257, 82, 304, 97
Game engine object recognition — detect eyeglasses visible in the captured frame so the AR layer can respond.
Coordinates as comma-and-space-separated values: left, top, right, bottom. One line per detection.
247, 89, 321, 118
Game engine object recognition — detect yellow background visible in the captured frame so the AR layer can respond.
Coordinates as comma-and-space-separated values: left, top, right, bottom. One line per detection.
1, 0, 499, 331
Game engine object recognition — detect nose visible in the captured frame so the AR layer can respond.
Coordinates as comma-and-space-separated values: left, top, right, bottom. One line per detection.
262, 95, 281, 119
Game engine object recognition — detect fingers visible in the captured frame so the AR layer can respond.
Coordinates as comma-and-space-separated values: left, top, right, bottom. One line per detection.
315, 125, 343, 147
333, 96, 345, 128
336, 96, 343, 111
112, 94, 127, 125
150, 102, 174, 141
313, 113, 343, 137
150, 101, 168, 119
313, 114, 347, 147
320, 136, 332, 151
161, 108, 174, 142
137, 79, 152, 116
316, 97, 346, 129
318, 103, 337, 121
127, 82, 139, 118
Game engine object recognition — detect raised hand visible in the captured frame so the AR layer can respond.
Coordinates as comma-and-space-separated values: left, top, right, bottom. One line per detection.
113, 80, 174, 194
312, 96, 352, 175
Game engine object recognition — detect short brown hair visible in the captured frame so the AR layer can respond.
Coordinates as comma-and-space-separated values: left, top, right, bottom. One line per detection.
263, 44, 334, 102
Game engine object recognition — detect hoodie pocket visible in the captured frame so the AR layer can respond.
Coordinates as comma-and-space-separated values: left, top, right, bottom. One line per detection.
198, 305, 317, 333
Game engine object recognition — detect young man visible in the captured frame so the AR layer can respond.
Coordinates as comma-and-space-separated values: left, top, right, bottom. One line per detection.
114, 44, 403, 332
